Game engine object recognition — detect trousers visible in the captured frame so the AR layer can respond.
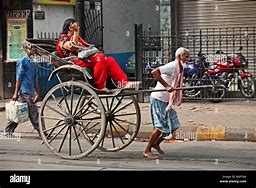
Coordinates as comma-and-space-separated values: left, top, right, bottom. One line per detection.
71, 53, 128, 89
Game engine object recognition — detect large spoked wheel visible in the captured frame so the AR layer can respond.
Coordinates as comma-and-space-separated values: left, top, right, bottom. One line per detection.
95, 95, 141, 152
38, 81, 106, 159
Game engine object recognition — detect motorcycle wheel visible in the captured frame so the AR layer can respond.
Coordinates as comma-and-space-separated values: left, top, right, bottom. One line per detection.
239, 77, 256, 98
205, 79, 226, 103
183, 74, 201, 98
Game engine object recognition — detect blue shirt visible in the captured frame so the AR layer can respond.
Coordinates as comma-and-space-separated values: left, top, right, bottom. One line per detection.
16, 56, 39, 97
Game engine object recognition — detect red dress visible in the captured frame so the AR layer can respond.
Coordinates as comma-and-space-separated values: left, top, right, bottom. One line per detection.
56, 34, 128, 89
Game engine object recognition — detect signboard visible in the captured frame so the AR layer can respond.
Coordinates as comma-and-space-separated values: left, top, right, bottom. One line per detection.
34, 11, 45, 20
37, 0, 76, 5
7, 19, 27, 61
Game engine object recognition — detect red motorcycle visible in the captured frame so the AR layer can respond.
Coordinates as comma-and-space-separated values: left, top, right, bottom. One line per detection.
206, 47, 255, 98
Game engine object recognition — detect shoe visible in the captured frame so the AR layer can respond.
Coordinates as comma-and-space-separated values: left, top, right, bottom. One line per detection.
4, 131, 13, 137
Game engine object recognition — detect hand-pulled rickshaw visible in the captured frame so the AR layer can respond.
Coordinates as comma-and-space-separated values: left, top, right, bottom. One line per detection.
24, 38, 217, 160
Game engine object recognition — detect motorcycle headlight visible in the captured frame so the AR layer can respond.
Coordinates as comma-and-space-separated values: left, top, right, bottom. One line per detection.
209, 64, 217, 69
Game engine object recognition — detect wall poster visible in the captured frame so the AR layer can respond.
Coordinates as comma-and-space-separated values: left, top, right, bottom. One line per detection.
7, 18, 27, 62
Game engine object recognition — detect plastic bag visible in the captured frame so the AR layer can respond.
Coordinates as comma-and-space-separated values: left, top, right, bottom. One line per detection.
78, 46, 99, 59
5, 101, 29, 123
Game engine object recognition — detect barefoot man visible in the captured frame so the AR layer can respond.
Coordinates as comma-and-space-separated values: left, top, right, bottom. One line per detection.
143, 47, 190, 160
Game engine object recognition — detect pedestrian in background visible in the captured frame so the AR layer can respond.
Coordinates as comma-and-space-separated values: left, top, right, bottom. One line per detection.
143, 47, 190, 160
4, 42, 46, 138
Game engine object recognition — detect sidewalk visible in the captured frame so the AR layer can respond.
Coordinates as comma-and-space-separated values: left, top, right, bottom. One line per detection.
0, 99, 256, 141
138, 100, 256, 142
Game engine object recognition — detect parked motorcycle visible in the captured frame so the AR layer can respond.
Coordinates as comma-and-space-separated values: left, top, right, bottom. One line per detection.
208, 47, 255, 98
183, 51, 210, 97
183, 51, 226, 102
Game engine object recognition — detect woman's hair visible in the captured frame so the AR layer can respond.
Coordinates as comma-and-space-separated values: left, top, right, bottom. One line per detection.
62, 18, 77, 34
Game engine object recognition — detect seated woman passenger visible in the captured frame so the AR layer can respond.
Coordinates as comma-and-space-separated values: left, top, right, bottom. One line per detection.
56, 18, 135, 90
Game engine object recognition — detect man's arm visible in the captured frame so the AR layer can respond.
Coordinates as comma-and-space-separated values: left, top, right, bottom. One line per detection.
12, 80, 21, 101
13, 59, 24, 101
151, 68, 174, 92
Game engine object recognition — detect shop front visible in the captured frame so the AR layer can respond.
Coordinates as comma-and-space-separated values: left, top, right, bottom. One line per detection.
0, 0, 33, 99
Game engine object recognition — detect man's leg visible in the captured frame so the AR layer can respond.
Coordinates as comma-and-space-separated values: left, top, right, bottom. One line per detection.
152, 136, 165, 155
143, 128, 162, 159
23, 94, 45, 136
4, 121, 18, 135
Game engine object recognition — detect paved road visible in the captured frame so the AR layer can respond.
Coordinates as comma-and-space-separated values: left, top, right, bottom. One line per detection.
1, 136, 255, 187
1, 137, 255, 170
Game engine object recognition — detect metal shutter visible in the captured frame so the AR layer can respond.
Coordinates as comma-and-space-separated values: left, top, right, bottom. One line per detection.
177, 1, 256, 75
178, 0, 256, 31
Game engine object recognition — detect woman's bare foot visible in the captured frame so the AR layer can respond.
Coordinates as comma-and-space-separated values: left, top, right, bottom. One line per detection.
143, 152, 158, 160
152, 145, 165, 155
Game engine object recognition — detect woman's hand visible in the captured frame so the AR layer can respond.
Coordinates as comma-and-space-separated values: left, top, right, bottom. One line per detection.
69, 22, 80, 32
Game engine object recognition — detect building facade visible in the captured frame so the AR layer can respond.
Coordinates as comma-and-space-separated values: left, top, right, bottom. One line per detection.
1, 0, 256, 99
0, 0, 75, 99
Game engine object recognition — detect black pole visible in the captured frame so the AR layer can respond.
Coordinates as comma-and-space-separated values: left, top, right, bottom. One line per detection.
100, 0, 103, 48
170, 0, 177, 59
76, 0, 85, 40
135, 24, 144, 103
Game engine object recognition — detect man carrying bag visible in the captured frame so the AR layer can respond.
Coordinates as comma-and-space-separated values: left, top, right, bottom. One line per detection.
4, 42, 46, 138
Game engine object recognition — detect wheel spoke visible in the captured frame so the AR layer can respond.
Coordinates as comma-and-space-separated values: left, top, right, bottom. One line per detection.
110, 121, 125, 145
110, 96, 124, 113
60, 87, 71, 114
72, 126, 83, 153
77, 116, 102, 122
48, 124, 68, 144
113, 101, 134, 114
113, 118, 129, 135
76, 121, 100, 143
40, 116, 64, 121
58, 126, 70, 153
109, 121, 116, 148
114, 112, 137, 117
45, 104, 66, 117
114, 117, 137, 126
76, 109, 98, 119
73, 89, 85, 115
105, 97, 110, 111
50, 94, 68, 115
109, 96, 115, 111
70, 83, 74, 114
44, 121, 65, 133
74, 96, 94, 117
69, 126, 72, 156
